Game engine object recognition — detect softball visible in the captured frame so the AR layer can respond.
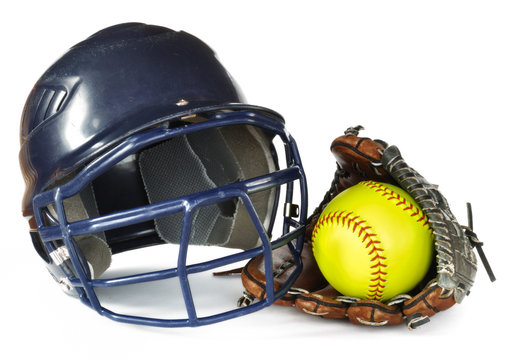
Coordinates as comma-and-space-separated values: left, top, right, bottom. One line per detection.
311, 181, 434, 302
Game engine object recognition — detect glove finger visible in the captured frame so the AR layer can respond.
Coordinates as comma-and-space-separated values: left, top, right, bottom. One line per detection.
403, 282, 456, 321
330, 126, 393, 188
347, 300, 404, 326
240, 242, 327, 306
294, 284, 348, 319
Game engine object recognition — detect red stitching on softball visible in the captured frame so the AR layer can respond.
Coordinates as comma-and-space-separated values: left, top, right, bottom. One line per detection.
311, 211, 387, 301
362, 181, 432, 231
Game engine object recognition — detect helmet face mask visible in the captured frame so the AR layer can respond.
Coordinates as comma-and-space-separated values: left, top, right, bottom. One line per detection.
20, 23, 308, 327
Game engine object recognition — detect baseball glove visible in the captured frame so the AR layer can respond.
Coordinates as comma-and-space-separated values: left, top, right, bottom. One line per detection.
239, 126, 495, 329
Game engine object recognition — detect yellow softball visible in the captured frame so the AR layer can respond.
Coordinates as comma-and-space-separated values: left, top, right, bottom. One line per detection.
311, 181, 434, 302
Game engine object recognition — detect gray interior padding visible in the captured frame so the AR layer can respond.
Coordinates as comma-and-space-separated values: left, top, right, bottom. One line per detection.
50, 183, 112, 278
139, 128, 240, 247
138, 125, 276, 250
74, 235, 112, 278
58, 124, 277, 277
219, 126, 276, 249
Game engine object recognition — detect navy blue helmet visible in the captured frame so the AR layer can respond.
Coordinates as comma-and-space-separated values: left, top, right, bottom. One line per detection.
19, 23, 308, 327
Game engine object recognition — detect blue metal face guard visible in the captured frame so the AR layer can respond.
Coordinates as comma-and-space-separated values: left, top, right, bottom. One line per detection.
33, 110, 308, 327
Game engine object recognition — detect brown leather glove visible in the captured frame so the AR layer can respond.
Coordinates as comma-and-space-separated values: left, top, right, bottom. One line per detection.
239, 126, 494, 329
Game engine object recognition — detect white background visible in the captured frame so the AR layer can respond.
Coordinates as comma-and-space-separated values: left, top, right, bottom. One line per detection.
2, 0, 507, 358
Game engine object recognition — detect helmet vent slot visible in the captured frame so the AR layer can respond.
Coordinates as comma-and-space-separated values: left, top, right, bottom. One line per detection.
24, 86, 67, 135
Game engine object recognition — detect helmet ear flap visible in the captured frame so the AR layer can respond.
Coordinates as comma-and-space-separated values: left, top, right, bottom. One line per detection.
30, 231, 51, 264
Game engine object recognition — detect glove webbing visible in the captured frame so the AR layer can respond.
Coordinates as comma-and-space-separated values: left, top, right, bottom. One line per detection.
382, 146, 483, 302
